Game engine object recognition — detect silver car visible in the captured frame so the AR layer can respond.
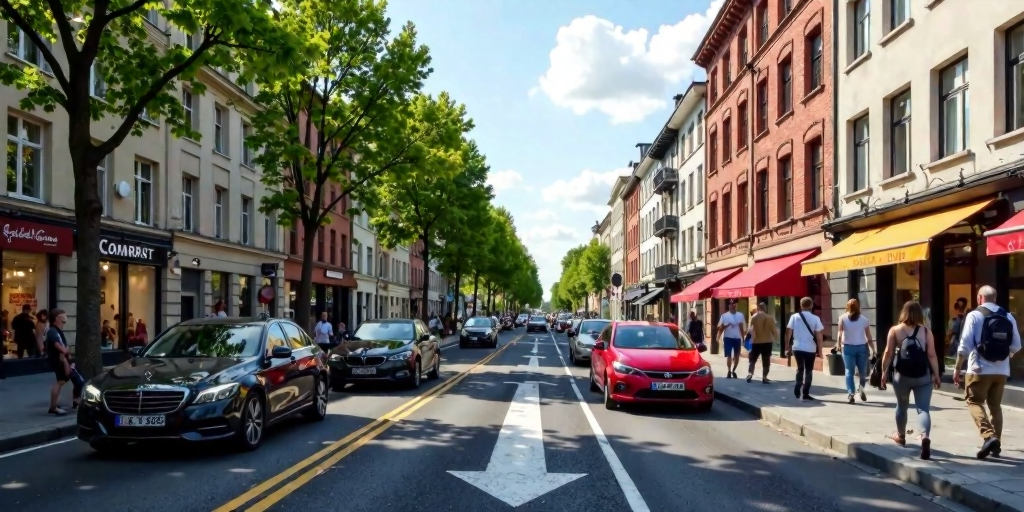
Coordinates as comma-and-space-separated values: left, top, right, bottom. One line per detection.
567, 319, 611, 365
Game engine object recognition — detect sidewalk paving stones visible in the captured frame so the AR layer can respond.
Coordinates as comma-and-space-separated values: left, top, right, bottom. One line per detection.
709, 355, 1024, 512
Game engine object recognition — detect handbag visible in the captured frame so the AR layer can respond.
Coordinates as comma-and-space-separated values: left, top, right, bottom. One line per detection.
743, 332, 752, 352
868, 356, 882, 388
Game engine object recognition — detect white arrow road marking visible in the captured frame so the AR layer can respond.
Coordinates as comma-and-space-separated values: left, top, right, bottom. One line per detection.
531, 337, 539, 354
547, 331, 650, 511
520, 355, 540, 369
448, 381, 586, 507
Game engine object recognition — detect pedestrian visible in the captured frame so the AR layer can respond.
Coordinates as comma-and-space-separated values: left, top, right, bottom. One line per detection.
880, 300, 940, 459
45, 309, 82, 415
11, 305, 36, 358
946, 297, 968, 361
429, 314, 441, 336
686, 310, 704, 346
717, 299, 746, 379
313, 312, 333, 345
208, 300, 227, 318
953, 285, 1021, 459
785, 297, 823, 401
746, 302, 778, 384
336, 321, 351, 342
837, 298, 875, 403
34, 309, 49, 356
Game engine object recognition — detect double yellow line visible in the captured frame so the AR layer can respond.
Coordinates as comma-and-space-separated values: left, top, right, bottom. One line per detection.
213, 335, 521, 512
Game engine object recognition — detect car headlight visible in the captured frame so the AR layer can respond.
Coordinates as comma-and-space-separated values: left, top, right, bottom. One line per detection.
83, 384, 102, 404
612, 361, 639, 375
329, 354, 343, 361
193, 383, 240, 405
388, 351, 413, 361
695, 365, 712, 377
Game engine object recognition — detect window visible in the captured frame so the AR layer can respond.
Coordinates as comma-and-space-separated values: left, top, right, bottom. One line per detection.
709, 132, 718, 171
341, 234, 348, 267
97, 154, 109, 216
808, 33, 823, 91
352, 240, 361, 272
6, 23, 51, 71
757, 170, 769, 229
697, 111, 704, 145
853, 115, 870, 190
242, 123, 255, 167
722, 192, 732, 244
185, 31, 199, 51
696, 165, 704, 202
241, 197, 252, 245
182, 89, 197, 131
1008, 23, 1024, 131
782, 0, 793, 17
738, 28, 748, 65
737, 183, 748, 237
134, 160, 153, 225
214, 105, 226, 154
182, 177, 194, 232
687, 172, 694, 209
756, 80, 768, 133
709, 200, 719, 248
807, 140, 823, 210
710, 73, 717, 104
723, 51, 732, 86
264, 216, 274, 250
891, 0, 909, 28
738, 102, 748, 150
854, 0, 870, 59
6, 115, 42, 200
891, 90, 912, 175
329, 229, 337, 265
780, 157, 793, 220
289, 225, 297, 254
722, 118, 732, 159
940, 58, 969, 156
757, 2, 769, 47
779, 60, 793, 115
145, 8, 159, 25
90, 62, 107, 99
317, 227, 325, 261
214, 188, 224, 239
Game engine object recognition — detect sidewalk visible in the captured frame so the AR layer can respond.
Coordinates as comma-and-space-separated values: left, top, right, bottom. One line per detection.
709, 355, 1024, 512
0, 372, 79, 453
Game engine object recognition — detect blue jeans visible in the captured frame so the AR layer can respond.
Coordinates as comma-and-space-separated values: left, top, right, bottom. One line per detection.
842, 344, 869, 394
894, 378, 933, 437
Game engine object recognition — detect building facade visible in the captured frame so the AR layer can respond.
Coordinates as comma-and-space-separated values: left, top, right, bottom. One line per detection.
621, 164, 642, 317
378, 242, 411, 318
637, 142, 663, 320
409, 239, 425, 318
349, 201, 378, 327
607, 177, 628, 320
691, 0, 835, 357
671, 83, 708, 323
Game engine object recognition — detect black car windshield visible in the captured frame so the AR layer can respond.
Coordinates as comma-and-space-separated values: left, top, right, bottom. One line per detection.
579, 320, 610, 335
465, 317, 492, 327
142, 324, 265, 358
354, 322, 414, 340
613, 325, 694, 350
530, 316, 545, 322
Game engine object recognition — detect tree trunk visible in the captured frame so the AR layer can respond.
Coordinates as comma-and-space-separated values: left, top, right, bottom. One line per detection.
420, 234, 430, 322
295, 223, 318, 332
71, 142, 105, 379
472, 272, 479, 317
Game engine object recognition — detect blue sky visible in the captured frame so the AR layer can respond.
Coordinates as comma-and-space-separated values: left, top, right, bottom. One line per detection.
385, 0, 722, 301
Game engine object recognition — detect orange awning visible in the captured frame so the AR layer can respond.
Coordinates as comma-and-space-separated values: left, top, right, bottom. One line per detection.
670, 268, 742, 303
712, 250, 819, 299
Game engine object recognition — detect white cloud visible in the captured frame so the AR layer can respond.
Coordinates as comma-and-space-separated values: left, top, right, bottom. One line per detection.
487, 169, 524, 193
526, 209, 559, 222
540, 167, 631, 215
532, 0, 724, 123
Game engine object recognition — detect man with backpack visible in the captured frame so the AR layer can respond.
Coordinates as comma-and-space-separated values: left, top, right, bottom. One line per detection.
954, 285, 1022, 459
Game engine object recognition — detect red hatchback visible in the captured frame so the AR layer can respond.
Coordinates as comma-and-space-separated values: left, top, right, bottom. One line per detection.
589, 321, 713, 412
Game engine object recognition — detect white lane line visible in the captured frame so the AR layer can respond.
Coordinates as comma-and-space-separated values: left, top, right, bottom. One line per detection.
0, 437, 75, 459
548, 331, 650, 512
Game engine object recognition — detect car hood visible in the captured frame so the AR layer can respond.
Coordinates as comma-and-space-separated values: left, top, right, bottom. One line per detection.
616, 348, 703, 371
575, 333, 598, 346
91, 357, 249, 389
332, 339, 412, 356
464, 327, 491, 334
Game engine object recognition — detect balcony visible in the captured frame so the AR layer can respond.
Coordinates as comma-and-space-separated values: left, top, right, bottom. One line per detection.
653, 214, 679, 237
653, 167, 678, 193
655, 264, 679, 282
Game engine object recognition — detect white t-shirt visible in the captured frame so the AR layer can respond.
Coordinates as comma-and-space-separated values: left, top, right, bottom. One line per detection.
840, 314, 870, 345
787, 311, 823, 353
718, 311, 745, 339
314, 321, 333, 343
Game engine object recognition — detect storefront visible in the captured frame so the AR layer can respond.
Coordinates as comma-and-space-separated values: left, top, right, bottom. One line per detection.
621, 286, 644, 320
671, 267, 741, 343
284, 259, 356, 332
0, 215, 73, 371
97, 231, 170, 353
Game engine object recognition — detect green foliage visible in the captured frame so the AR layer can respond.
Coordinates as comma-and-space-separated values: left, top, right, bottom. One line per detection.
579, 239, 612, 294
553, 240, 609, 310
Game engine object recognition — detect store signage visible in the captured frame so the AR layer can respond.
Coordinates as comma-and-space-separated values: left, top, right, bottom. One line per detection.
0, 217, 73, 255
325, 270, 345, 280
98, 236, 166, 264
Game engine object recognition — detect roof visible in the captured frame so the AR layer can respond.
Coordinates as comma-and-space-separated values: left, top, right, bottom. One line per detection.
692, 0, 750, 69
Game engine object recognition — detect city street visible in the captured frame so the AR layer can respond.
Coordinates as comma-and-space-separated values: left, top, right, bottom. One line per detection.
0, 328, 954, 512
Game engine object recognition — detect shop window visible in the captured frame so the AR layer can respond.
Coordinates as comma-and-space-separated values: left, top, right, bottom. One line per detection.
6, 115, 43, 200
1, 250, 49, 358
211, 271, 229, 314
261, 277, 275, 315
126, 265, 155, 346
99, 260, 121, 350
239, 275, 252, 317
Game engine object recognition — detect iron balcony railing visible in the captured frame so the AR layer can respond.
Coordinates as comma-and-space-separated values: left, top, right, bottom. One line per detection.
654, 264, 679, 282
653, 214, 679, 237
653, 167, 678, 193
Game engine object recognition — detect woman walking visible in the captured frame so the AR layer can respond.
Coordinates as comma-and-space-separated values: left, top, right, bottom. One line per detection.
837, 299, 875, 403
880, 301, 941, 460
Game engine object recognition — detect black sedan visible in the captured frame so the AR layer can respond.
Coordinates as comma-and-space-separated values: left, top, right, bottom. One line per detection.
460, 316, 499, 348
526, 315, 548, 333
77, 317, 329, 453
327, 319, 440, 391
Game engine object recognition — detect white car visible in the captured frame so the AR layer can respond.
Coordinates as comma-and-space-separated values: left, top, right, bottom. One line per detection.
568, 319, 611, 365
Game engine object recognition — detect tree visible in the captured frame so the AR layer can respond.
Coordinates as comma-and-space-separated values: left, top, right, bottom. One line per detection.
557, 244, 588, 310
0, 0, 291, 376
579, 239, 611, 300
434, 167, 493, 321
549, 281, 569, 311
250, 0, 439, 330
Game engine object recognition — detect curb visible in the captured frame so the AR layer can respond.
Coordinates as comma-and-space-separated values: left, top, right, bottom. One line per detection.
713, 389, 1024, 512
0, 420, 77, 454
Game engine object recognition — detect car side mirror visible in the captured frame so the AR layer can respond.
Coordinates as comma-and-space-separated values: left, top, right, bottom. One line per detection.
129, 346, 144, 357
593, 341, 606, 351
697, 343, 708, 353
419, 333, 431, 342
271, 345, 293, 359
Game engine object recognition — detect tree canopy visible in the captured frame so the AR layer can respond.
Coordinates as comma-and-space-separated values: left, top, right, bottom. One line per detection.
553, 239, 611, 312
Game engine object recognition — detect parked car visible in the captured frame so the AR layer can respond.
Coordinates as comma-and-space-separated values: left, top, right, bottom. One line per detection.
526, 315, 549, 333
568, 319, 611, 365
76, 317, 329, 453
590, 321, 713, 412
515, 314, 529, 327
555, 313, 573, 333
327, 319, 440, 391
461, 316, 500, 348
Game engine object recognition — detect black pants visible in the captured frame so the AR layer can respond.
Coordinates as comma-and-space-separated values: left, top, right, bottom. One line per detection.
748, 343, 772, 376
793, 350, 816, 397
16, 341, 38, 358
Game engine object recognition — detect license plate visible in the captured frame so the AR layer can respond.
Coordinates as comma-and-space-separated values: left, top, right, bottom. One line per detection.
470, 337, 478, 341
651, 382, 686, 391
115, 415, 166, 427
351, 367, 376, 375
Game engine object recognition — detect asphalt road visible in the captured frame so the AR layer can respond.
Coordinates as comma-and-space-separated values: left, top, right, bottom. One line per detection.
0, 327, 956, 512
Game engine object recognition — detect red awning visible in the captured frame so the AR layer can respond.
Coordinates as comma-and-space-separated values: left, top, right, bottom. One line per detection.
986, 211, 1024, 256
711, 250, 819, 299
670, 268, 742, 303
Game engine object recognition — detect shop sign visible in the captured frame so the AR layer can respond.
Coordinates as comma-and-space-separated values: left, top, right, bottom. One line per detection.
325, 270, 345, 280
99, 236, 167, 264
0, 217, 73, 255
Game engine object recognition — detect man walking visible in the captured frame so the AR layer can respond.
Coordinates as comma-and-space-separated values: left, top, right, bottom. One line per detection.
785, 297, 823, 401
686, 310, 704, 346
717, 300, 745, 379
954, 285, 1021, 459
11, 305, 37, 358
747, 302, 778, 383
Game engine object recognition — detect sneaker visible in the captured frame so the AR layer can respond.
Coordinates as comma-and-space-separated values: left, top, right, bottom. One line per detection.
745, 374, 753, 383
847, 393, 855, 404
992, 447, 1002, 457
859, 387, 867, 402
47, 407, 67, 416
978, 437, 1001, 459
762, 377, 771, 384
793, 386, 801, 398
802, 395, 815, 401
921, 438, 931, 460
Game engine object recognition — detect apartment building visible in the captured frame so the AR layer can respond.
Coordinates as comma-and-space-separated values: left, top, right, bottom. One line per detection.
349, 200, 378, 326
620, 163, 642, 318
802, 1, 1024, 361
692, 0, 835, 346
377, 241, 411, 318
427, 258, 450, 318
607, 176, 628, 320
410, 239, 425, 318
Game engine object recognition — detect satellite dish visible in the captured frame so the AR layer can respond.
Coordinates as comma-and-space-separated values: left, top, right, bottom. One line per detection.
611, 273, 623, 287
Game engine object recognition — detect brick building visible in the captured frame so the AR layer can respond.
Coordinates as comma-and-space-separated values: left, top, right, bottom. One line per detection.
410, 239, 425, 319
620, 163, 643, 318
692, 0, 834, 356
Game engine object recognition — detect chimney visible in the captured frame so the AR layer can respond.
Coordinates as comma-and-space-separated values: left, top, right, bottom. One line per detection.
635, 142, 652, 160
673, 93, 684, 106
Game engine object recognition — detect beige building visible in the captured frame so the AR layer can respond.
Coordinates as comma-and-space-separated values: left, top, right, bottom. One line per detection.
807, 0, 1024, 348
0, 11, 284, 369
608, 177, 627, 320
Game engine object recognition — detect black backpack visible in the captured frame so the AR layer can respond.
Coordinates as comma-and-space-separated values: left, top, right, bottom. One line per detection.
895, 325, 930, 378
976, 306, 1014, 362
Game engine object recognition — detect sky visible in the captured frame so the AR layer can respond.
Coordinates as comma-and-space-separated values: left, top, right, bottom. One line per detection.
385, 0, 724, 302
